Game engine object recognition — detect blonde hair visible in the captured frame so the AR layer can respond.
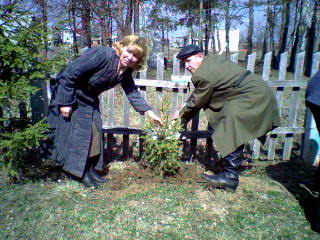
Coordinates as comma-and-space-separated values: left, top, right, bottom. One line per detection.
112, 35, 148, 70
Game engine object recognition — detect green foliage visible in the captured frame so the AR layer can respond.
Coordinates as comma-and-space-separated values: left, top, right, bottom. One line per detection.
0, 2, 54, 177
141, 101, 183, 177
0, 119, 48, 177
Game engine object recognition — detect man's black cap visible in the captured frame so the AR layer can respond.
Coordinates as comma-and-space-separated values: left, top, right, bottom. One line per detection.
176, 44, 203, 60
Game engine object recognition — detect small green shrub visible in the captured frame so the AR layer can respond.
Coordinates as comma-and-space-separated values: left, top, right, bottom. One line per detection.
141, 102, 183, 177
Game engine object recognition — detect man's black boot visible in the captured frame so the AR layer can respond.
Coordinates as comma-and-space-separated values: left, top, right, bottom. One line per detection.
89, 167, 109, 183
81, 171, 99, 188
202, 146, 244, 191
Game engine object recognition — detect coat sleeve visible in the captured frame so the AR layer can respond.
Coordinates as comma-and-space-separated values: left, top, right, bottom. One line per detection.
179, 77, 214, 123
55, 47, 110, 106
121, 71, 152, 114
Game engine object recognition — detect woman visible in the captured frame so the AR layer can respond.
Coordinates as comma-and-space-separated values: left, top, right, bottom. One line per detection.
47, 35, 162, 188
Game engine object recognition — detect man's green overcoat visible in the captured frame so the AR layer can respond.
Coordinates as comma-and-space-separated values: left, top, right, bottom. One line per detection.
180, 54, 281, 157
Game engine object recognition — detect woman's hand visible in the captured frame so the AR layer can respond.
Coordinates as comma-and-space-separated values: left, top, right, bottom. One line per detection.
172, 110, 180, 120
60, 106, 72, 119
145, 110, 163, 126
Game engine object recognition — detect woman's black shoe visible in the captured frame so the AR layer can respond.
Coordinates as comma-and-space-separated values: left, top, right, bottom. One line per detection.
81, 171, 99, 188
89, 167, 109, 183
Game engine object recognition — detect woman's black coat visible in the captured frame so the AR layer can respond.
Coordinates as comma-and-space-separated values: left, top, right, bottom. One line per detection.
47, 47, 151, 178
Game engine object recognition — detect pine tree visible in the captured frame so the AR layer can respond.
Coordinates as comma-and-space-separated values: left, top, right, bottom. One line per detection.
0, 2, 53, 177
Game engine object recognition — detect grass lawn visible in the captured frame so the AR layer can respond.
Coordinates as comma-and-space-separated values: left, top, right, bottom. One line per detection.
1, 159, 320, 240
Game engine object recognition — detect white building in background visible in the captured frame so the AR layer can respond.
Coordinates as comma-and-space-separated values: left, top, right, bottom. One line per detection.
212, 29, 240, 52
61, 30, 76, 44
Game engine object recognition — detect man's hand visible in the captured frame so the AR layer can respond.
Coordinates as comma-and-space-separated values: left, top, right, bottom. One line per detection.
145, 110, 163, 126
60, 106, 72, 119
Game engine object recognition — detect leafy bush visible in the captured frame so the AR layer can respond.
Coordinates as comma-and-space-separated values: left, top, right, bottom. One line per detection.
141, 102, 183, 177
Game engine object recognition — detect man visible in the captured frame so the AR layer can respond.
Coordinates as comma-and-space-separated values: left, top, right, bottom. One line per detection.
176, 45, 280, 191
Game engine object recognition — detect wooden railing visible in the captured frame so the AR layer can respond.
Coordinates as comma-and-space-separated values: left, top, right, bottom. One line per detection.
101, 51, 320, 162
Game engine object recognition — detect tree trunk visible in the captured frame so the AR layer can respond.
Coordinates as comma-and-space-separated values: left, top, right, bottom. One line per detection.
261, 25, 270, 62
204, 1, 211, 55
81, 0, 91, 47
133, 0, 140, 34
275, 1, 290, 69
117, 0, 125, 38
225, 0, 231, 56
287, 0, 301, 57
199, 0, 203, 49
70, 0, 79, 55
246, 0, 254, 60
288, 0, 306, 72
38, 0, 48, 58
305, 0, 320, 76
99, 0, 108, 46
217, 26, 221, 52
260, 0, 272, 62
125, 0, 133, 35
270, 4, 277, 68
161, 23, 165, 52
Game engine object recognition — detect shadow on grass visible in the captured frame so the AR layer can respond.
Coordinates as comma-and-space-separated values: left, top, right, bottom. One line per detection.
265, 159, 320, 233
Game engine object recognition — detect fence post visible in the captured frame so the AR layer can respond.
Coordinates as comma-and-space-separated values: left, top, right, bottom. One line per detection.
252, 52, 272, 159
157, 52, 164, 80
230, 53, 239, 64
139, 69, 147, 79
283, 51, 305, 160
303, 51, 320, 166
262, 52, 272, 81
172, 53, 180, 77
247, 52, 256, 73
267, 52, 288, 160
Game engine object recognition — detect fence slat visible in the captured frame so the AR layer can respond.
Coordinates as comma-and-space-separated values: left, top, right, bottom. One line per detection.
230, 53, 239, 64
172, 53, 180, 76
107, 88, 115, 127
189, 113, 200, 161
252, 139, 261, 159
100, 92, 108, 128
157, 53, 164, 80
139, 86, 147, 127
155, 87, 163, 116
247, 52, 257, 73
123, 93, 130, 127
171, 88, 179, 116
262, 52, 272, 81
269, 52, 289, 159
283, 52, 305, 160
139, 69, 147, 79
267, 134, 278, 160
135, 79, 189, 88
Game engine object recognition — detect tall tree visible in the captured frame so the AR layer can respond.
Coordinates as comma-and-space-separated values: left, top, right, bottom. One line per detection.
288, 0, 308, 72
69, 0, 79, 54
246, 0, 254, 59
305, 0, 320, 76
225, 0, 231, 56
80, 0, 91, 47
133, 0, 140, 34
204, 0, 212, 55
274, 0, 291, 69
125, 0, 133, 35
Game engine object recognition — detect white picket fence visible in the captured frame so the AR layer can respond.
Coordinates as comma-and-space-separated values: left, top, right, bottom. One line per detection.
101, 51, 320, 162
